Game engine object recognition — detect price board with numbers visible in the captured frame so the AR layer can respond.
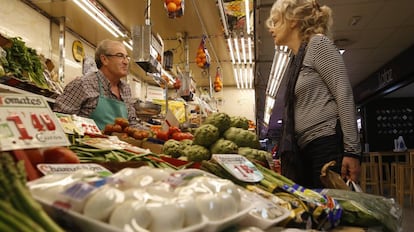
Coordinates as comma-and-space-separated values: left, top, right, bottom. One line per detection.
54, 113, 101, 135
212, 154, 263, 182
0, 93, 70, 151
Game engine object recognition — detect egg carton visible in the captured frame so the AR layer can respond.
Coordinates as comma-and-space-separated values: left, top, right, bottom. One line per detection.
30, 167, 289, 231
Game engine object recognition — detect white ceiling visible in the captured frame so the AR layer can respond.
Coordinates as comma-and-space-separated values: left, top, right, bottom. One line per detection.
26, 0, 414, 98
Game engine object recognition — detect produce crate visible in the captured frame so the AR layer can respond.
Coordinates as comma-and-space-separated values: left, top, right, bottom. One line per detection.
141, 140, 163, 154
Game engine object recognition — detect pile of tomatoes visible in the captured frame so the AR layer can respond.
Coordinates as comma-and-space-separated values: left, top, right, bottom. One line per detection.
155, 126, 193, 141
103, 117, 151, 140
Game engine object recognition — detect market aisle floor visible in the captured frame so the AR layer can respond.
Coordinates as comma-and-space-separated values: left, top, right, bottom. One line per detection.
402, 206, 414, 231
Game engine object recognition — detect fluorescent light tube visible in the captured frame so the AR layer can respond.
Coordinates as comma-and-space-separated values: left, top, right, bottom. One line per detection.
74, 0, 125, 37
227, 38, 236, 64
245, 0, 251, 34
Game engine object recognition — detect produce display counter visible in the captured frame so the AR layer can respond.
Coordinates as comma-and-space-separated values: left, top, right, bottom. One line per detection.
0, 106, 403, 232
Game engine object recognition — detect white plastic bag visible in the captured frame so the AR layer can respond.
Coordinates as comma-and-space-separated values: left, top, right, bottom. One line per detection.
346, 180, 363, 192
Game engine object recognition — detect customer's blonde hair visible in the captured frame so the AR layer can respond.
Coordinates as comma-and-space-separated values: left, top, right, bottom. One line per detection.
266, 0, 333, 42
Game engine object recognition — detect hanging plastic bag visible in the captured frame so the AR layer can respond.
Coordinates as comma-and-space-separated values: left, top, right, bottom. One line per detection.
214, 67, 223, 92
164, 0, 184, 18
195, 35, 210, 69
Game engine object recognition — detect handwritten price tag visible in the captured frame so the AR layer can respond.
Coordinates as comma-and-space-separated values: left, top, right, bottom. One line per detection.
55, 113, 101, 135
72, 115, 102, 135
0, 93, 69, 151
212, 154, 263, 182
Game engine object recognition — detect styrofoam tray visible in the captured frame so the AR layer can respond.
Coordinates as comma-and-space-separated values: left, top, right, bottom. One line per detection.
32, 167, 290, 231
36, 197, 208, 232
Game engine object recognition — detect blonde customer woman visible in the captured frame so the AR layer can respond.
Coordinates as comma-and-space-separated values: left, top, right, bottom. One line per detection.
267, 0, 361, 188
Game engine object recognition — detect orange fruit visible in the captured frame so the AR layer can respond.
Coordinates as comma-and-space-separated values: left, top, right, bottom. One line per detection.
167, 2, 177, 12
165, 0, 174, 4
174, 0, 182, 9
198, 52, 206, 59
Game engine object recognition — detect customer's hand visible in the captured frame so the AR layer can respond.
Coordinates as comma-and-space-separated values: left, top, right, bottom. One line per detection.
341, 156, 361, 182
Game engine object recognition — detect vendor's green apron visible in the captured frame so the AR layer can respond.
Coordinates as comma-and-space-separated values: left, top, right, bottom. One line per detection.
89, 78, 128, 130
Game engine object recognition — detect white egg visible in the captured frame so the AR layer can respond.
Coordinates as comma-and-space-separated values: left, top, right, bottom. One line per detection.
123, 188, 150, 203
146, 202, 184, 232
83, 186, 125, 221
218, 191, 238, 217
196, 192, 238, 221
109, 200, 152, 230
144, 182, 174, 202
219, 183, 241, 206
175, 197, 203, 227
113, 167, 171, 189
144, 167, 172, 182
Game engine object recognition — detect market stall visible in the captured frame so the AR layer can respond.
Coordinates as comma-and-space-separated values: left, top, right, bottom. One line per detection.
0, 94, 404, 231
0, 1, 407, 231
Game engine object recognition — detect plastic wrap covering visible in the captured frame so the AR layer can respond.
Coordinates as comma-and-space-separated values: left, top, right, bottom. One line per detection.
320, 189, 403, 232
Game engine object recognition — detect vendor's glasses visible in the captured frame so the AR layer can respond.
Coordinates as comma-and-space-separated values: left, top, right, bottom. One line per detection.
105, 53, 131, 62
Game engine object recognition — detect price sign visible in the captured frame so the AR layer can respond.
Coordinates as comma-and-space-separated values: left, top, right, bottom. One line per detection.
72, 115, 102, 135
0, 93, 69, 151
212, 154, 263, 182
54, 112, 82, 135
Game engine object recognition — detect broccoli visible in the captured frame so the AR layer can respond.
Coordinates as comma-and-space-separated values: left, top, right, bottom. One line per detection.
184, 145, 211, 162
230, 116, 249, 130
210, 139, 239, 154
162, 139, 183, 158
223, 127, 261, 149
238, 147, 272, 164
203, 112, 231, 134
193, 124, 220, 147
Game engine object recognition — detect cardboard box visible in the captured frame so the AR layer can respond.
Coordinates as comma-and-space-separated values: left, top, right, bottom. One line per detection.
141, 140, 163, 154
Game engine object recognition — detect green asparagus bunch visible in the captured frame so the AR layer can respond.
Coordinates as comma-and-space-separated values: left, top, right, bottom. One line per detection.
0, 151, 64, 232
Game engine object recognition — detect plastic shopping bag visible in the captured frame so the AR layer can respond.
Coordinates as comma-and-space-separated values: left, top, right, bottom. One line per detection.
346, 180, 363, 192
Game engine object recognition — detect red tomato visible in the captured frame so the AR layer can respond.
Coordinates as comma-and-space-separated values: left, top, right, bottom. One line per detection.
168, 126, 181, 137
43, 147, 80, 164
156, 131, 169, 141
172, 132, 194, 141
25, 148, 45, 166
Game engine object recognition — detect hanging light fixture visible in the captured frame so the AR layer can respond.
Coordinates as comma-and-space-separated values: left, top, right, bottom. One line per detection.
219, 0, 254, 89
73, 0, 126, 38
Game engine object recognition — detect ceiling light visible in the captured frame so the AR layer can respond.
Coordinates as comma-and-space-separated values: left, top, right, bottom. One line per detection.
266, 46, 291, 97
123, 40, 133, 51
245, 0, 251, 34
218, 0, 229, 37
73, 0, 125, 37
218, 0, 255, 89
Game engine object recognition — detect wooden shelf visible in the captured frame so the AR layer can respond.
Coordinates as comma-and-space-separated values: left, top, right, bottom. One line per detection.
0, 83, 56, 103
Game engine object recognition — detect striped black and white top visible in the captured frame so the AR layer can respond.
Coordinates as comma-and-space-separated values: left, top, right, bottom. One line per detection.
295, 34, 361, 157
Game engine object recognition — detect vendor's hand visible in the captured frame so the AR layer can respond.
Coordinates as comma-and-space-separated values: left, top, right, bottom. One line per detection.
341, 156, 361, 182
